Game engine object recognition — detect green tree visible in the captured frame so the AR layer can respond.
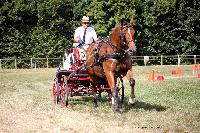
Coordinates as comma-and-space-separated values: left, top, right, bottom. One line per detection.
1, 0, 199, 63
0, 0, 78, 59
142, 0, 200, 56
85, 0, 137, 37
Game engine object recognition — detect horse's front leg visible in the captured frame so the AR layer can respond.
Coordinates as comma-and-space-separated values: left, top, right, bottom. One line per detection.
112, 84, 120, 113
126, 69, 136, 106
105, 73, 120, 113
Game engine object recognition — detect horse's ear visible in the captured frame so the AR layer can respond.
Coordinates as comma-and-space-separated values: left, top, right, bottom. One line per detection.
120, 19, 124, 27
130, 18, 135, 25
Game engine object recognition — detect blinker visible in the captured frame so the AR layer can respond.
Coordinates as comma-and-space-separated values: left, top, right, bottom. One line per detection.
120, 32, 125, 38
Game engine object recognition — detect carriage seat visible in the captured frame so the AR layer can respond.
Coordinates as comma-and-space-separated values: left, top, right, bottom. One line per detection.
73, 43, 88, 61
63, 45, 87, 70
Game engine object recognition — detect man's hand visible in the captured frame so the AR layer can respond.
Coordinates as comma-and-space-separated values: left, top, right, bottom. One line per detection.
78, 40, 84, 47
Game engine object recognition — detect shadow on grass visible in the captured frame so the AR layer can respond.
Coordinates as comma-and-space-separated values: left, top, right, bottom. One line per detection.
66, 95, 112, 106
124, 101, 167, 112
65, 96, 167, 113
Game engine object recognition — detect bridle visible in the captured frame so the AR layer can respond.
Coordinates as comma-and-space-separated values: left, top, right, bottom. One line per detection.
120, 23, 134, 45
88, 22, 135, 65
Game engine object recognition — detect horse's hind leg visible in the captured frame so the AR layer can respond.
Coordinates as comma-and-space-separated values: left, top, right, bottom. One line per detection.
92, 87, 98, 107
126, 69, 136, 106
90, 77, 98, 108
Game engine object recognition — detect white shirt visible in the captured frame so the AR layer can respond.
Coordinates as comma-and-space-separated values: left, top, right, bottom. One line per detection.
74, 26, 97, 44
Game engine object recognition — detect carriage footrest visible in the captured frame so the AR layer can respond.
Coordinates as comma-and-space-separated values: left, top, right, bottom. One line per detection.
74, 74, 89, 77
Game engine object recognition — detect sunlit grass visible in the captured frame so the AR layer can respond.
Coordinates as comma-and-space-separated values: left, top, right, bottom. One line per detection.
0, 66, 199, 132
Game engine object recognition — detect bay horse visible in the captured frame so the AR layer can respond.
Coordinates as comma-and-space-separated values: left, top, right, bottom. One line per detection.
86, 18, 136, 113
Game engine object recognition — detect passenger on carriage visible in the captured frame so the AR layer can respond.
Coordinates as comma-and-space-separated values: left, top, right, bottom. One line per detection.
73, 16, 98, 60
63, 48, 75, 70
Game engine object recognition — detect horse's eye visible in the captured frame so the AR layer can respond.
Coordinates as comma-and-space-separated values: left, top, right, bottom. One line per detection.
123, 27, 128, 31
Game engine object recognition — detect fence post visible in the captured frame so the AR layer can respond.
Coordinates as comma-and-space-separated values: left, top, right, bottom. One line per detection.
161, 55, 163, 65
34, 62, 36, 71
47, 58, 49, 68
144, 56, 149, 66
178, 55, 180, 66
0, 59, 1, 69
15, 59, 17, 69
194, 55, 196, 64
31, 58, 33, 69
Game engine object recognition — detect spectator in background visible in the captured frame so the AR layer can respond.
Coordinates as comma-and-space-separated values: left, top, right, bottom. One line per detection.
63, 48, 75, 70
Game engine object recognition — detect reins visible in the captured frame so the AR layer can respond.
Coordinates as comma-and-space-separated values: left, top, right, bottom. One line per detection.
100, 34, 130, 59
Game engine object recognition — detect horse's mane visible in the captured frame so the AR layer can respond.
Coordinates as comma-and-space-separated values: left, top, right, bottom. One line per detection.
109, 24, 122, 45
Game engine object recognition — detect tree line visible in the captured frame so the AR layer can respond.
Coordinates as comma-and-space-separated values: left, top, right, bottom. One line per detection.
0, 0, 199, 61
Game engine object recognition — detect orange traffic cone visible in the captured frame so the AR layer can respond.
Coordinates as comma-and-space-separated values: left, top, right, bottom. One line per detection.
148, 69, 155, 81
192, 64, 197, 74
157, 75, 164, 81
176, 66, 182, 77
198, 73, 200, 79
197, 64, 200, 69
171, 70, 177, 75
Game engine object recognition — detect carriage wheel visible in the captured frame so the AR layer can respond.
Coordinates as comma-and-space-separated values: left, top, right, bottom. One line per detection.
64, 76, 69, 106
52, 81, 57, 105
55, 77, 60, 104
61, 75, 69, 107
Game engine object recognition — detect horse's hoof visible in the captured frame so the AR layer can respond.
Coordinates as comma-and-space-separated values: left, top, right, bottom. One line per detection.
128, 98, 135, 107
107, 97, 112, 101
128, 102, 135, 108
114, 109, 122, 115
118, 103, 123, 108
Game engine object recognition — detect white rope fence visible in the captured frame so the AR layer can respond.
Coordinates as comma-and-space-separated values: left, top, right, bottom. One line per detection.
0, 55, 200, 69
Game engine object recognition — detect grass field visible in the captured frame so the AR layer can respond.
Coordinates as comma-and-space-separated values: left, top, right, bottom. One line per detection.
0, 66, 199, 133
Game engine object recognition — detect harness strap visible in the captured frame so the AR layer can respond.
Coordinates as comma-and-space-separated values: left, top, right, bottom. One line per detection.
99, 52, 128, 61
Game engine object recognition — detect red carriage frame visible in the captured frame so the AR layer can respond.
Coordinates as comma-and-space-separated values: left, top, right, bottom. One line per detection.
52, 47, 124, 107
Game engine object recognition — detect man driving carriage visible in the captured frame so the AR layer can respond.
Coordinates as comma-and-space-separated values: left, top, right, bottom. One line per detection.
73, 16, 98, 60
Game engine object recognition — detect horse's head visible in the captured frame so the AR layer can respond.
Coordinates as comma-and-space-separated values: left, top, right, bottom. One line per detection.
119, 18, 136, 54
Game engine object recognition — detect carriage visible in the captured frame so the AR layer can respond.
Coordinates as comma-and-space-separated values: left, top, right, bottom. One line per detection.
52, 47, 125, 107
52, 18, 136, 113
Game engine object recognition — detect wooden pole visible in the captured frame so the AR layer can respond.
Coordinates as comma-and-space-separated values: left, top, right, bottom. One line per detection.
15, 59, 17, 69
194, 55, 196, 64
178, 55, 180, 66
31, 58, 33, 69
35, 62, 36, 71
47, 58, 49, 68
0, 59, 2, 69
